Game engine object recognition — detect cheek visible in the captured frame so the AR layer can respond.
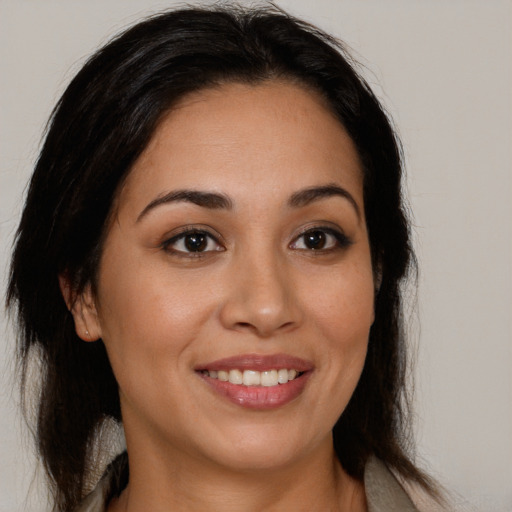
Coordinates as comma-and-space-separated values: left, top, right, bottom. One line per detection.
303, 258, 374, 389
95, 268, 223, 428
307, 261, 375, 342
95, 252, 218, 373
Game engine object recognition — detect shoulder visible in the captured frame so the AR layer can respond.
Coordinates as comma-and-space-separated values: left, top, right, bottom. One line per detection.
364, 456, 419, 511
73, 476, 109, 512
74, 452, 128, 512
365, 456, 463, 512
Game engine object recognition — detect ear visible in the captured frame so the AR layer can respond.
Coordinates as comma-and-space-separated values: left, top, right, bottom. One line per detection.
59, 274, 102, 342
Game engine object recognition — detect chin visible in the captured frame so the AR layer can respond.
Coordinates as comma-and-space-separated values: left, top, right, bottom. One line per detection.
189, 420, 332, 473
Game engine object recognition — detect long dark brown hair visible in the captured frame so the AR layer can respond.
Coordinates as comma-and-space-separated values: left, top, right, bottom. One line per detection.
8, 4, 435, 511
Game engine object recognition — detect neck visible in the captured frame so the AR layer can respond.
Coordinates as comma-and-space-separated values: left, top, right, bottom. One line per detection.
109, 433, 366, 512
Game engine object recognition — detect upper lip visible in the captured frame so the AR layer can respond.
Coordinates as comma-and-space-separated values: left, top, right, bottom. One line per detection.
195, 353, 314, 372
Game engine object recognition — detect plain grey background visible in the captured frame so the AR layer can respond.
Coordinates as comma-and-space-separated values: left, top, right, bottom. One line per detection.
1, 1, 511, 511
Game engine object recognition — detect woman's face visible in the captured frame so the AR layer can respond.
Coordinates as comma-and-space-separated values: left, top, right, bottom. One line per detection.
76, 81, 375, 472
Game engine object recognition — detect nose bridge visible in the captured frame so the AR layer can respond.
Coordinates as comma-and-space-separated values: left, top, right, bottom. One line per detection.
219, 240, 300, 337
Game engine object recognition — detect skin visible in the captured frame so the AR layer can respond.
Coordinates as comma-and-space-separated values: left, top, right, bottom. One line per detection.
68, 81, 375, 511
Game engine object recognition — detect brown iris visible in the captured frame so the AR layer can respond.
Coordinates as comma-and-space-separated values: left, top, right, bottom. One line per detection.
303, 230, 327, 250
184, 232, 208, 252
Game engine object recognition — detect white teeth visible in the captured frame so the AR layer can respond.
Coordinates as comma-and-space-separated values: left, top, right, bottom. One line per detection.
278, 368, 289, 384
242, 370, 260, 386
228, 369, 243, 384
261, 369, 278, 387
204, 368, 301, 386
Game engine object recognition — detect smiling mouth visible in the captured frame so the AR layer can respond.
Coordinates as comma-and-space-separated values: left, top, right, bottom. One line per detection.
195, 353, 313, 409
200, 369, 303, 387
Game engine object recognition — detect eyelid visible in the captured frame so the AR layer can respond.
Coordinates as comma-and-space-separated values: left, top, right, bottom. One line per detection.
161, 226, 225, 255
290, 224, 352, 250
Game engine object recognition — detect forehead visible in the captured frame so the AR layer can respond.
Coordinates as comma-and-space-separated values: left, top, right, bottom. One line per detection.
119, 80, 363, 213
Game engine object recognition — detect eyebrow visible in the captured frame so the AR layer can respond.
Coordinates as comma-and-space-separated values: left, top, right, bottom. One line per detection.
137, 189, 233, 222
137, 183, 360, 222
288, 183, 361, 219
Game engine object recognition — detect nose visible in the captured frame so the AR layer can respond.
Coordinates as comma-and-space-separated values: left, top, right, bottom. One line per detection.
219, 250, 302, 338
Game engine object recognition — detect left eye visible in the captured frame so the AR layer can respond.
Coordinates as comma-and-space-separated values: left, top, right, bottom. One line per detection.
165, 230, 222, 254
291, 228, 346, 251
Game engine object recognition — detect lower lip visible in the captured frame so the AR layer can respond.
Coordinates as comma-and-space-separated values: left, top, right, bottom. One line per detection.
199, 372, 311, 410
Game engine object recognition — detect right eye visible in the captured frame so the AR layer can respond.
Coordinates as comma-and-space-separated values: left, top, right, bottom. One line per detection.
290, 226, 352, 252
163, 230, 223, 255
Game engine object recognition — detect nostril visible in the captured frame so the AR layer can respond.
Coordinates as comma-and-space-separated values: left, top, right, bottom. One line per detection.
236, 322, 253, 329
234, 320, 296, 336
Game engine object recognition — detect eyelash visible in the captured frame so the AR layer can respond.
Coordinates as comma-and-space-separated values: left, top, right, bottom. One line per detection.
291, 227, 352, 252
162, 227, 224, 257
162, 226, 352, 257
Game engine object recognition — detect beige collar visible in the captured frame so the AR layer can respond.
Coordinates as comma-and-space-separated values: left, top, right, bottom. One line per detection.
364, 456, 419, 511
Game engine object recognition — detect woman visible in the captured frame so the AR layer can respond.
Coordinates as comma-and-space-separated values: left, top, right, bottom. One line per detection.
7, 4, 442, 511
